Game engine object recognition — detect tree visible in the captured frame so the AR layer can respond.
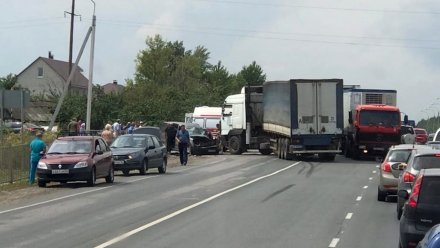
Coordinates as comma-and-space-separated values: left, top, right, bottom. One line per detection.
0, 73, 18, 90
236, 61, 266, 88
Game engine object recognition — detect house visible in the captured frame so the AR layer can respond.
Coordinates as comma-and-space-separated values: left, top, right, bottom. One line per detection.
16, 55, 88, 98
102, 80, 124, 94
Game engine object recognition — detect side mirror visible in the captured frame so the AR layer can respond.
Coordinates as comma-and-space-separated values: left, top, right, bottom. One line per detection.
398, 190, 409, 200
348, 111, 353, 124
404, 115, 409, 125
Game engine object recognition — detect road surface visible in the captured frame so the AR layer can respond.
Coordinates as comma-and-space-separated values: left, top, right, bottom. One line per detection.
0, 153, 399, 248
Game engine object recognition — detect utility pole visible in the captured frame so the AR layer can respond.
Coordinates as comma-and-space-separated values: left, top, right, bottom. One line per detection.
86, 0, 96, 132
65, 0, 81, 76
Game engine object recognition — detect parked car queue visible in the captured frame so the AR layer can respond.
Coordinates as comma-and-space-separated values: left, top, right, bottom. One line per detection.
376, 142, 440, 248
36, 133, 168, 187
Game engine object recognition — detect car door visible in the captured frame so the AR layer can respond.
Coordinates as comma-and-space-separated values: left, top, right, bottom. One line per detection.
152, 136, 164, 166
98, 138, 112, 175
94, 139, 105, 177
146, 136, 158, 167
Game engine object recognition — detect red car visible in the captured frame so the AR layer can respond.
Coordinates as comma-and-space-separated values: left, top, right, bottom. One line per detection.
414, 128, 428, 144
37, 136, 114, 187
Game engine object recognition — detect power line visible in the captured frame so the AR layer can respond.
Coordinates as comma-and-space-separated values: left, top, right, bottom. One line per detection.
94, 18, 440, 49
191, 0, 440, 15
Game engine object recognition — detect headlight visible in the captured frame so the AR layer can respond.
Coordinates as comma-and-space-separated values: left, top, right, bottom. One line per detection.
128, 153, 139, 160
37, 162, 48, 169
74, 161, 88, 168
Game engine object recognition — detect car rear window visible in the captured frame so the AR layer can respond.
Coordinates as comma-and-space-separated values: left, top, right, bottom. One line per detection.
412, 155, 440, 170
388, 150, 411, 162
419, 177, 440, 204
415, 129, 427, 135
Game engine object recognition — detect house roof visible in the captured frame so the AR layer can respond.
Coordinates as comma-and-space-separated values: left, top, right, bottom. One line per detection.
102, 82, 124, 94
40, 57, 88, 89
18, 57, 89, 89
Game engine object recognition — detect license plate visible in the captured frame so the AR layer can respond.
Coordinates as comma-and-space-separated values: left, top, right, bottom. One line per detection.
114, 160, 124, 164
52, 169, 69, 174
373, 147, 385, 151
208, 149, 216, 152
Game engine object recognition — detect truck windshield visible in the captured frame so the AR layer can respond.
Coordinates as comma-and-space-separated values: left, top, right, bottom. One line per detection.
359, 110, 399, 126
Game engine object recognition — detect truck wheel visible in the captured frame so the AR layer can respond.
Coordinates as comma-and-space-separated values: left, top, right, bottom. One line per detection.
229, 136, 242, 155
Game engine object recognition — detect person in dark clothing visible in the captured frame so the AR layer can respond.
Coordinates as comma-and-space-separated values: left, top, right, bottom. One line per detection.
176, 125, 190, 166
165, 124, 178, 152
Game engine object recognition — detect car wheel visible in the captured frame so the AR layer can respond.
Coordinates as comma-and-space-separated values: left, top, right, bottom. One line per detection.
139, 160, 147, 175
87, 167, 96, 187
105, 165, 114, 183
37, 179, 46, 188
377, 187, 386, 202
122, 169, 130, 176
158, 157, 167, 174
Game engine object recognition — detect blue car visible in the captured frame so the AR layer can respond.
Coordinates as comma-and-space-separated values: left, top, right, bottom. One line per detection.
417, 224, 440, 248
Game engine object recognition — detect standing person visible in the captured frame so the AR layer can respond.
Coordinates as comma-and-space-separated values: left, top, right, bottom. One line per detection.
176, 125, 190, 166
127, 123, 135, 134
79, 122, 86, 136
67, 118, 78, 136
29, 132, 46, 185
165, 123, 177, 152
112, 119, 121, 138
101, 124, 113, 145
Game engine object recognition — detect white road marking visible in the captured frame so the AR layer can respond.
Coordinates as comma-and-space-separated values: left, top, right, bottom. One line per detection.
363, 185, 368, 189
345, 213, 353, 220
356, 196, 362, 201
376, 165, 379, 168
372, 170, 377, 174
369, 177, 373, 180
0, 175, 158, 215
94, 162, 301, 248
329, 238, 340, 247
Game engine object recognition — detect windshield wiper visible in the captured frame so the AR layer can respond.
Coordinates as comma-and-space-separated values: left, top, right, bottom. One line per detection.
65, 152, 80, 154
47, 152, 62, 154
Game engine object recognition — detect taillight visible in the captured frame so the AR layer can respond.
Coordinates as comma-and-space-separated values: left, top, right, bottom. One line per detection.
382, 162, 391, 172
409, 174, 424, 208
403, 171, 415, 183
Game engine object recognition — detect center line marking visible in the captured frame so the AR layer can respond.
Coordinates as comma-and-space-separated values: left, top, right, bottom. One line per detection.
95, 162, 301, 248
369, 177, 373, 180
372, 170, 377, 173
363, 185, 368, 189
345, 213, 353, 220
356, 196, 362, 201
329, 238, 340, 247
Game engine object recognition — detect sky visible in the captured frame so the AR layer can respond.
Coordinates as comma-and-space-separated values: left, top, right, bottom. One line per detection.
0, 0, 439, 123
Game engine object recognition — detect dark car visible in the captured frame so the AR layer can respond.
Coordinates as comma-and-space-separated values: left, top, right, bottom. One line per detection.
111, 134, 167, 176
398, 169, 440, 248
397, 148, 440, 220
416, 224, 440, 248
414, 128, 428, 145
37, 136, 114, 187
3, 121, 45, 134
132, 126, 162, 141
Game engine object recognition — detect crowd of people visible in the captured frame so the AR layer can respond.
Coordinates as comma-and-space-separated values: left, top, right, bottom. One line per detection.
100, 119, 146, 144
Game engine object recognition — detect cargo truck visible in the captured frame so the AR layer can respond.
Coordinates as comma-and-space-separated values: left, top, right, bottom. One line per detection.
221, 79, 344, 160
341, 86, 402, 159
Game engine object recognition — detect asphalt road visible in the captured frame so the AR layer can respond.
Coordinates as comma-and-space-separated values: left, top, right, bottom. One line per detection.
0, 153, 400, 248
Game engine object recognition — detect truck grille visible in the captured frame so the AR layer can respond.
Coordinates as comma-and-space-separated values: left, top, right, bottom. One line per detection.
358, 133, 400, 144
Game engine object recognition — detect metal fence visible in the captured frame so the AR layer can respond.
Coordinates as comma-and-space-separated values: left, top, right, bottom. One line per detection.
0, 144, 30, 185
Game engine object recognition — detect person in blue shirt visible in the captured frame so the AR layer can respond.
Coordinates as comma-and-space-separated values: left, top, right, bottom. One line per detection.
127, 123, 135, 134
176, 125, 190, 166
29, 132, 46, 185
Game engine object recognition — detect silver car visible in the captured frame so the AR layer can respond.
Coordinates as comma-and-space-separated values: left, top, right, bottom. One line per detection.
377, 144, 425, 202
